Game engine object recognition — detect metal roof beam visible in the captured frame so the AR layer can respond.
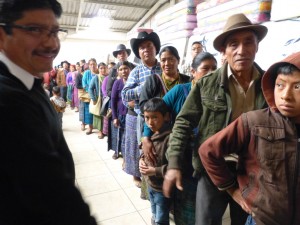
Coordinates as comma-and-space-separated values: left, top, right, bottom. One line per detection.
63, 12, 138, 22
60, 24, 129, 33
84, 0, 150, 10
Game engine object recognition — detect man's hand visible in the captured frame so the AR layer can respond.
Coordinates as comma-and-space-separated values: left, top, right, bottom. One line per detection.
163, 169, 183, 198
227, 187, 251, 214
142, 137, 156, 165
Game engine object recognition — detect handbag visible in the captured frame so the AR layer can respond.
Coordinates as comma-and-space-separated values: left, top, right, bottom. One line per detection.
100, 96, 110, 116
89, 97, 101, 116
78, 89, 90, 102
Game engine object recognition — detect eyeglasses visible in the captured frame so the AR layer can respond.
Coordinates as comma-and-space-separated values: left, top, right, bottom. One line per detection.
0, 23, 68, 40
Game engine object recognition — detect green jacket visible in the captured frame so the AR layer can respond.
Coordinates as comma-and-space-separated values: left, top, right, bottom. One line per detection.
166, 62, 267, 178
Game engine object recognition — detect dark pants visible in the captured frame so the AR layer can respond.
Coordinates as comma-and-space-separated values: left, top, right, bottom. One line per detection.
195, 173, 248, 225
60, 86, 67, 101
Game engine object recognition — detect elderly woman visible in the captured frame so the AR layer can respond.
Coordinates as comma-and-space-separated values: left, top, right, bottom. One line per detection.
144, 52, 217, 225
139, 46, 190, 112
138, 46, 190, 198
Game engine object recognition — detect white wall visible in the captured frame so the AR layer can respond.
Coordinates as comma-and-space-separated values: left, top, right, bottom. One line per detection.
54, 38, 125, 67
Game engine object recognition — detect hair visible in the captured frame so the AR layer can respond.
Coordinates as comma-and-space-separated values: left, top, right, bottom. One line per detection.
159, 46, 180, 61
191, 52, 217, 70
192, 41, 202, 46
143, 98, 169, 116
52, 86, 60, 95
88, 58, 97, 65
98, 62, 107, 68
270, 63, 300, 85
116, 61, 132, 70
0, 0, 62, 26
80, 59, 86, 64
109, 62, 116, 67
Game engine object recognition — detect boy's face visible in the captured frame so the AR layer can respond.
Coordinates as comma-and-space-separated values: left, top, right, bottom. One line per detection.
144, 111, 166, 133
274, 70, 300, 123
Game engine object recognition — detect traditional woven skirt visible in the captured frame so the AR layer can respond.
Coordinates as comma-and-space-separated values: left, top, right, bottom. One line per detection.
93, 115, 103, 131
83, 102, 93, 125
73, 86, 79, 108
102, 116, 109, 135
79, 100, 84, 122
116, 115, 126, 156
123, 114, 141, 177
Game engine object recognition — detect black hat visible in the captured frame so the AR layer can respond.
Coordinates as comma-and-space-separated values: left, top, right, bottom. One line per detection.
112, 44, 131, 58
130, 31, 161, 59
60, 60, 70, 67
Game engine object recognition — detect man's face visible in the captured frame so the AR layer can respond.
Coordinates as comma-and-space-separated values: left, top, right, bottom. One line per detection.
274, 70, 300, 124
0, 9, 60, 77
63, 62, 69, 70
191, 43, 202, 59
138, 40, 156, 63
117, 50, 128, 62
223, 30, 258, 75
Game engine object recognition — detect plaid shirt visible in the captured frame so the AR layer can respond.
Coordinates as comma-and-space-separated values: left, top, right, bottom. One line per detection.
121, 61, 161, 115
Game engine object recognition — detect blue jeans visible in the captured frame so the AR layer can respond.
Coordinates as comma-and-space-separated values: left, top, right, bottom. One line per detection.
245, 215, 256, 225
148, 186, 170, 225
195, 173, 248, 225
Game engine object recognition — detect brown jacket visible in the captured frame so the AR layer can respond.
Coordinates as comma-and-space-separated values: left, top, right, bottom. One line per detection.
199, 52, 300, 225
56, 69, 67, 87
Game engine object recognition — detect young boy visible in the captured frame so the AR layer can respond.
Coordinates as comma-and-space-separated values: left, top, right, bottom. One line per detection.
50, 86, 67, 128
139, 98, 171, 225
199, 51, 300, 225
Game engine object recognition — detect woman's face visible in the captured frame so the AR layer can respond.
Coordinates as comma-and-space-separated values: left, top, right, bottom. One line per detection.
89, 61, 97, 73
118, 65, 130, 80
160, 50, 179, 77
70, 65, 76, 72
99, 65, 107, 75
192, 59, 217, 81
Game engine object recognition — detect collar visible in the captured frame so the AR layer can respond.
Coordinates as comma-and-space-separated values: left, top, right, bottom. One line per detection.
227, 64, 259, 81
141, 59, 160, 69
0, 52, 37, 90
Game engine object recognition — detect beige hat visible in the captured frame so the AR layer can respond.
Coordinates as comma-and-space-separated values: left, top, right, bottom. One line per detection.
213, 13, 268, 51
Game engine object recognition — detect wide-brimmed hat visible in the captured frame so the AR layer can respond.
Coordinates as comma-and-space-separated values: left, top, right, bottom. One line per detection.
60, 60, 70, 67
213, 13, 268, 51
130, 31, 161, 59
112, 44, 131, 58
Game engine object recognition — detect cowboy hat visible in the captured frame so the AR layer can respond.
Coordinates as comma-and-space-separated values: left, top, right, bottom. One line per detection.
60, 60, 70, 67
112, 44, 131, 58
213, 13, 268, 51
130, 31, 161, 59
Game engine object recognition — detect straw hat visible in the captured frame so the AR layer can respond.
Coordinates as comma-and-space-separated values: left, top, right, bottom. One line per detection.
213, 13, 268, 51
130, 31, 160, 59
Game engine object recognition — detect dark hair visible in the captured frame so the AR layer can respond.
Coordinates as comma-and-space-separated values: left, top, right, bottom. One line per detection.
0, 0, 62, 24
143, 98, 169, 116
191, 52, 217, 70
52, 86, 60, 95
109, 62, 116, 67
98, 62, 107, 68
192, 41, 202, 46
116, 61, 132, 70
159, 46, 180, 61
276, 63, 300, 75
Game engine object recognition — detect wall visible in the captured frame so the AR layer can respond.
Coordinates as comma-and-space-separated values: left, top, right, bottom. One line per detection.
54, 38, 123, 67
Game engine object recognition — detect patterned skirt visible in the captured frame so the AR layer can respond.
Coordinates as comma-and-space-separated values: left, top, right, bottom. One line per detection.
123, 114, 141, 177
102, 116, 109, 135
79, 100, 84, 122
93, 115, 103, 131
83, 102, 93, 125
116, 115, 126, 156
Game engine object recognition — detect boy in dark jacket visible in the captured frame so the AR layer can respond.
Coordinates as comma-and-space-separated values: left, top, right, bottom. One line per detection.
139, 98, 171, 225
199, 51, 300, 225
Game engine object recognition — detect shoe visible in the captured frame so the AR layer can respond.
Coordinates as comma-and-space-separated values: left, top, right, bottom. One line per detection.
86, 130, 92, 135
112, 153, 118, 160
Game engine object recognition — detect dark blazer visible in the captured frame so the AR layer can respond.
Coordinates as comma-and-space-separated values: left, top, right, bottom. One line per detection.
0, 62, 97, 225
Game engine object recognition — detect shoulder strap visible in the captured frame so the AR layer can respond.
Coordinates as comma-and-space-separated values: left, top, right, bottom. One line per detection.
154, 74, 167, 95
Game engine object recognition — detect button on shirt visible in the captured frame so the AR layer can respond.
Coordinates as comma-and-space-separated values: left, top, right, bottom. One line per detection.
228, 65, 260, 121
121, 61, 161, 115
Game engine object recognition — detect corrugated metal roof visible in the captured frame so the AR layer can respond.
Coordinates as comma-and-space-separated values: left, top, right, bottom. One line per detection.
58, 0, 163, 36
